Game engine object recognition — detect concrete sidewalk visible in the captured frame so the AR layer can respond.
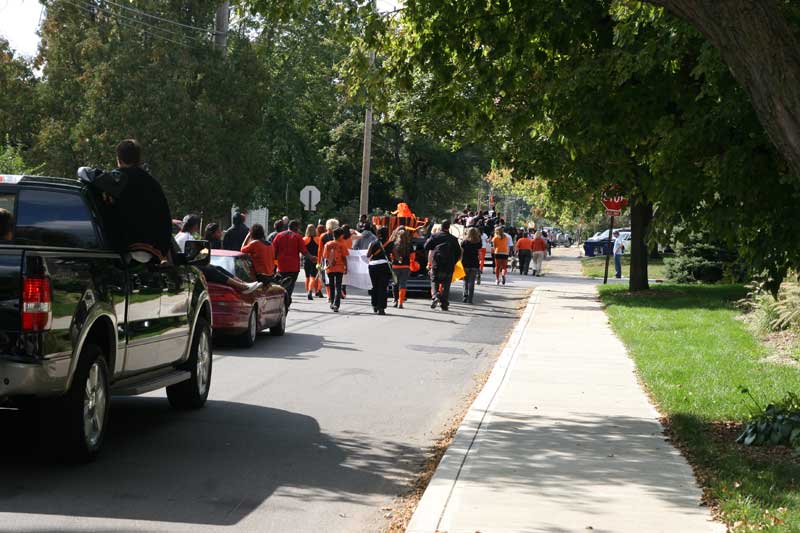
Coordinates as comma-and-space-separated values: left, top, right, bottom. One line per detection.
408, 273, 723, 532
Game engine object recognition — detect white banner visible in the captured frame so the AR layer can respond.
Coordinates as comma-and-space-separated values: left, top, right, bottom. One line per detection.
343, 249, 372, 290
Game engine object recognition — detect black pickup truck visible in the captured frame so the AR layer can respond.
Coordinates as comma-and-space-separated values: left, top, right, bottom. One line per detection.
0, 174, 212, 462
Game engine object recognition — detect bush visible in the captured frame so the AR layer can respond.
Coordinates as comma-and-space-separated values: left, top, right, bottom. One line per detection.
738, 281, 800, 333
664, 234, 738, 283
737, 389, 800, 452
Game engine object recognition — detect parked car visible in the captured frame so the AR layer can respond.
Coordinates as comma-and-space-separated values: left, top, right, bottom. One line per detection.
583, 227, 631, 256
619, 231, 632, 254
0, 174, 212, 462
208, 250, 288, 347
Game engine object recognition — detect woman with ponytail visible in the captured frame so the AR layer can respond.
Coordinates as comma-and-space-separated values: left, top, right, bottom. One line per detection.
390, 227, 413, 309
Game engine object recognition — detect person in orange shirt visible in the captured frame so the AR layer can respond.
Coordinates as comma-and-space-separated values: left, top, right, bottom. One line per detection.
491, 226, 510, 285
313, 224, 326, 297
515, 232, 533, 275
240, 224, 275, 283
318, 219, 338, 298
531, 231, 548, 276
322, 227, 349, 312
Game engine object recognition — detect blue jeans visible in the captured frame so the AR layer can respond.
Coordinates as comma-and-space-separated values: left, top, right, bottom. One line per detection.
614, 253, 623, 278
463, 267, 480, 302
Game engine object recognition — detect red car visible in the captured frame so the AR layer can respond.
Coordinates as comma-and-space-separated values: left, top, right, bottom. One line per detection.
208, 250, 288, 347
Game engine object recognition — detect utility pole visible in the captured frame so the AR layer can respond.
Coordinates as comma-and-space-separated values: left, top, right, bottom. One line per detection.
214, 1, 229, 53
359, 51, 376, 218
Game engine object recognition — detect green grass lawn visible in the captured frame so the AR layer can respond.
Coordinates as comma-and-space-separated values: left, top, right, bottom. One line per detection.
599, 284, 800, 531
582, 255, 667, 280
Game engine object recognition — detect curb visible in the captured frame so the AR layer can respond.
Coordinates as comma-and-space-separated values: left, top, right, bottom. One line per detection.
407, 287, 542, 533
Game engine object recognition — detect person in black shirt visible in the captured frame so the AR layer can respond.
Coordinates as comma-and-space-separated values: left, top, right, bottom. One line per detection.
204, 223, 223, 249
460, 226, 482, 304
93, 139, 173, 262
424, 219, 462, 311
266, 219, 284, 244
223, 211, 249, 251
367, 226, 393, 315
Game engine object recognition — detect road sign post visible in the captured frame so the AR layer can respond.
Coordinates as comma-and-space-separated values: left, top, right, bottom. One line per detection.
600, 189, 629, 284
300, 185, 321, 212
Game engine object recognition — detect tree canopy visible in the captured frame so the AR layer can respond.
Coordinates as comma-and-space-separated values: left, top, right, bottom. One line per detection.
358, 0, 800, 290
2, 0, 484, 224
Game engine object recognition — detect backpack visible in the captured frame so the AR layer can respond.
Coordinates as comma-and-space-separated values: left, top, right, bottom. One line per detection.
432, 239, 455, 271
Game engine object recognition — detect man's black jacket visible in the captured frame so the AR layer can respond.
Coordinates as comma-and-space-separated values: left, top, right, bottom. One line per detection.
424, 230, 462, 273
97, 167, 173, 256
223, 222, 249, 251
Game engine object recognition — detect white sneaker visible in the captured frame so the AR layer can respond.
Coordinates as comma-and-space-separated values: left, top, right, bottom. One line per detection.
242, 281, 263, 294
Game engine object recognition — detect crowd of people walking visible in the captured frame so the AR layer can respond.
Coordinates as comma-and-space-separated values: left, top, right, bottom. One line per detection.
173, 206, 555, 316
88, 139, 553, 317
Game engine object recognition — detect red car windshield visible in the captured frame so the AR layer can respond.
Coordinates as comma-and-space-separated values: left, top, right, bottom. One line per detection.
210, 255, 256, 282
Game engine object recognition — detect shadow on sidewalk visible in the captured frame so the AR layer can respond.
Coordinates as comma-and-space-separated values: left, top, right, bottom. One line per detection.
452, 411, 703, 512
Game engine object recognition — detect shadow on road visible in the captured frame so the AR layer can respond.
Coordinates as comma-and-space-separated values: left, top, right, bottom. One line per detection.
218, 332, 360, 360
0, 398, 419, 526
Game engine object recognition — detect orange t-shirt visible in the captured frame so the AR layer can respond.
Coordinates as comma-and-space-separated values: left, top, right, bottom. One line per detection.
516, 237, 532, 251
492, 235, 509, 255
532, 237, 548, 252
323, 240, 349, 273
318, 232, 334, 263
241, 240, 275, 275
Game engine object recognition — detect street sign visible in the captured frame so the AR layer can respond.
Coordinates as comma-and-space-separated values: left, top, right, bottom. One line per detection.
300, 185, 321, 211
606, 209, 621, 217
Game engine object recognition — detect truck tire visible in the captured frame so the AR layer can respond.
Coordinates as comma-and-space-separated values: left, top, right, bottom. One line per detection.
237, 307, 258, 347
56, 343, 110, 463
167, 317, 212, 410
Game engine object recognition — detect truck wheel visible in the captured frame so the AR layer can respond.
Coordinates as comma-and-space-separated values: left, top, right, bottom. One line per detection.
271, 305, 287, 336
237, 307, 258, 347
167, 317, 212, 410
57, 344, 110, 463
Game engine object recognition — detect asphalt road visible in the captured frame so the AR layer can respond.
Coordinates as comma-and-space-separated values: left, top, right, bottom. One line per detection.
0, 275, 533, 533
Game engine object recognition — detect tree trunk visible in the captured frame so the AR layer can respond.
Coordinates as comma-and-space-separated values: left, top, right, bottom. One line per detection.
648, 0, 800, 177
629, 198, 653, 292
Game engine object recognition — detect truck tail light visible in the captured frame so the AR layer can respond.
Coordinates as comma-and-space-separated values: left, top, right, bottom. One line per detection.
22, 277, 52, 331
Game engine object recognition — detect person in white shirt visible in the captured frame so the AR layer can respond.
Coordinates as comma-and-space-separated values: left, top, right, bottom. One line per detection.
613, 230, 625, 278
479, 231, 490, 284
175, 214, 200, 252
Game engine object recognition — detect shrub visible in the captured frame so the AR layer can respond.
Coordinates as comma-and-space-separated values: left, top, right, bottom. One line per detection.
664, 234, 739, 284
739, 281, 800, 333
737, 389, 800, 452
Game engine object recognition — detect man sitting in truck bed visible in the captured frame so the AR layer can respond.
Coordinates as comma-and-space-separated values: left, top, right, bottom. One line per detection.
99, 139, 174, 262
0, 208, 12, 241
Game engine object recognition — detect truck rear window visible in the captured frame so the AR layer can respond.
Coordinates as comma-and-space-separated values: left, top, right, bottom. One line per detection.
15, 189, 100, 248
0, 194, 15, 215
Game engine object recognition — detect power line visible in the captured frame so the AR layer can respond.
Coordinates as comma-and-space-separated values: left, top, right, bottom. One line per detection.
57, 0, 209, 46
98, 0, 216, 35
79, 0, 209, 43
55, 0, 201, 49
